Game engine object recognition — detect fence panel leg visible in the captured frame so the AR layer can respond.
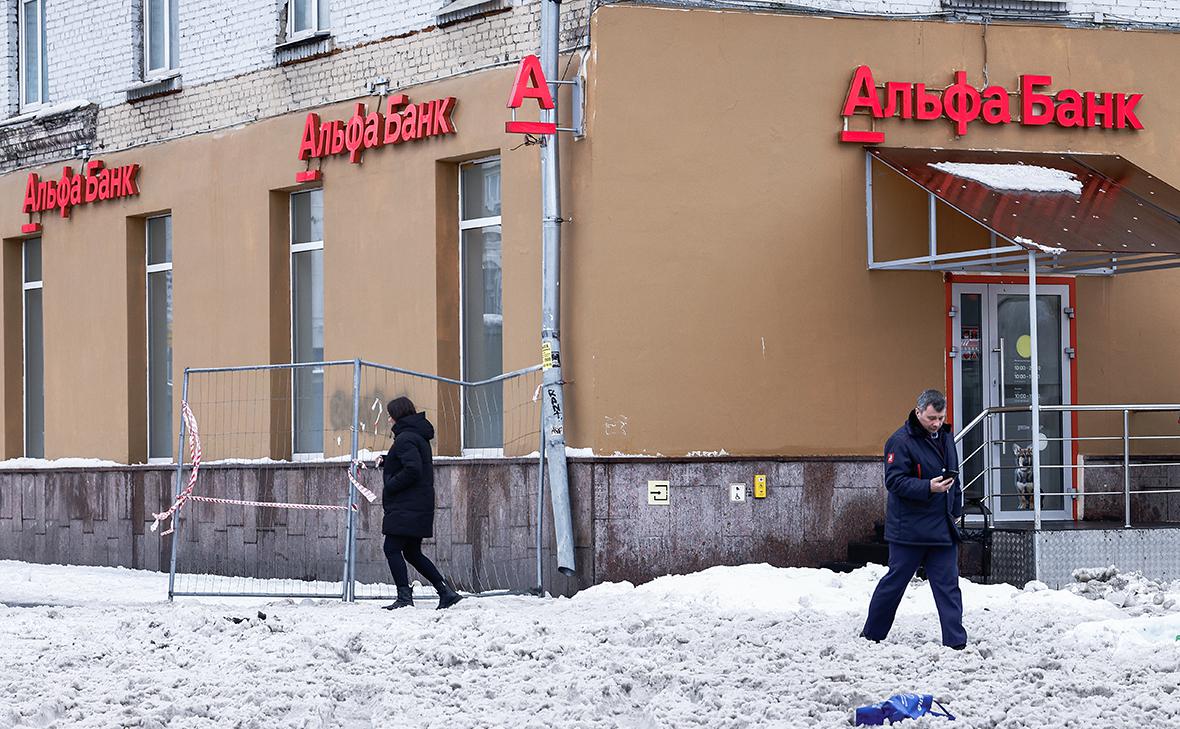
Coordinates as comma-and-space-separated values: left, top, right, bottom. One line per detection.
344, 359, 362, 601
167, 370, 191, 601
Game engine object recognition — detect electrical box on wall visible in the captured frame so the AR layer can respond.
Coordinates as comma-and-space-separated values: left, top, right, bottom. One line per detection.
754, 475, 767, 498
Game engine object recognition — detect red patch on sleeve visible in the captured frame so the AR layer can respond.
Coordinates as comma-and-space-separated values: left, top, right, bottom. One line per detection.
887, 453, 895, 464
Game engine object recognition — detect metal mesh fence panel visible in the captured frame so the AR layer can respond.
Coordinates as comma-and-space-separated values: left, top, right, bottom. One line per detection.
351, 362, 544, 600
165, 360, 543, 601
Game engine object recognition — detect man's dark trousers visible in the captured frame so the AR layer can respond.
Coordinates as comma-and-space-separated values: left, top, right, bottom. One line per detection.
862, 542, 966, 647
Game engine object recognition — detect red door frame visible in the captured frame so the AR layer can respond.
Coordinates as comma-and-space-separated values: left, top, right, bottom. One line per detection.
945, 273, 1080, 516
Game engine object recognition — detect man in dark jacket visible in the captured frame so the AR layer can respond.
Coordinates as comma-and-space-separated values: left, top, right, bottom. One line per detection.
861, 389, 967, 649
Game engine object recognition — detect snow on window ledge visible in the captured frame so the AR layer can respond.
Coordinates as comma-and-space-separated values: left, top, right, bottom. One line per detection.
275, 31, 334, 66
437, 0, 512, 27
125, 74, 183, 104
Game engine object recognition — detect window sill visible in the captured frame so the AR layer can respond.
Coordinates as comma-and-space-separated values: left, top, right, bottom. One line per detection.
275, 32, 334, 66
125, 73, 183, 103
437, 0, 512, 26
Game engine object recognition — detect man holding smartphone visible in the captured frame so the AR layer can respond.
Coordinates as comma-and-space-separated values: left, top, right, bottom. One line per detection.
861, 389, 967, 649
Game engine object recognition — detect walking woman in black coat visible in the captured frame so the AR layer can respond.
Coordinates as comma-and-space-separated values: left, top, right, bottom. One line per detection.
375, 396, 463, 610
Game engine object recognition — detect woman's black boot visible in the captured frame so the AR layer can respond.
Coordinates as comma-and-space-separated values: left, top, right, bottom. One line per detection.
435, 580, 464, 610
382, 585, 415, 610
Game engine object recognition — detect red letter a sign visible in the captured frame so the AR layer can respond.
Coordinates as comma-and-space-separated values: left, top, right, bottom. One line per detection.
506, 54, 557, 135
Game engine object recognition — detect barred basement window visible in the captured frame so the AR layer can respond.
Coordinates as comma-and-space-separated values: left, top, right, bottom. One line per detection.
940, 0, 1067, 15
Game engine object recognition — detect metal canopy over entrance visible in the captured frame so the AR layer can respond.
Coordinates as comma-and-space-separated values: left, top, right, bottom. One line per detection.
865, 147, 1180, 276
865, 146, 1180, 530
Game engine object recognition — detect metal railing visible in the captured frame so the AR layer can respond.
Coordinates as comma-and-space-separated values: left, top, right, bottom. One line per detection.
954, 403, 1180, 530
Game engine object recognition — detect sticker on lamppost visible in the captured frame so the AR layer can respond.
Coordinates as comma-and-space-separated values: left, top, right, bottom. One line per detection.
730, 483, 747, 502
647, 480, 670, 505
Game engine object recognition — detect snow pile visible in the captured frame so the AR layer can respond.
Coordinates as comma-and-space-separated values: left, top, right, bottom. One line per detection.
0, 457, 123, 470
1068, 565, 1179, 615
3, 560, 1180, 728
1014, 236, 1067, 256
928, 162, 1083, 195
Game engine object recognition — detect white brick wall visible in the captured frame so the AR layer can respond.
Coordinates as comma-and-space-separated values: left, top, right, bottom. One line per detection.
180, 0, 278, 87
95, 0, 590, 152
43, 0, 138, 109
1071, 0, 1180, 23
2, 2, 16, 115
5, 0, 565, 117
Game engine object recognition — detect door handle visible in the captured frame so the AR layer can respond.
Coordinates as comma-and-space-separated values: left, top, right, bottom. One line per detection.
992, 338, 1006, 454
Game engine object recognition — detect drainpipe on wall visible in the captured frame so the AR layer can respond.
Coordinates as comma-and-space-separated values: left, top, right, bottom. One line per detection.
540, 0, 576, 576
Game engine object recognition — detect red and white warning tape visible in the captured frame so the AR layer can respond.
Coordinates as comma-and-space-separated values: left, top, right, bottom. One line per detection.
152, 402, 379, 527
150, 401, 202, 536
349, 460, 378, 503
188, 495, 349, 511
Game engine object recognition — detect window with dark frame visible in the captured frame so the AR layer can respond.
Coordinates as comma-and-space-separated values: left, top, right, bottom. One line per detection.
19, 0, 48, 109
147, 216, 174, 461
290, 189, 324, 457
23, 238, 44, 458
459, 159, 504, 452
144, 0, 180, 78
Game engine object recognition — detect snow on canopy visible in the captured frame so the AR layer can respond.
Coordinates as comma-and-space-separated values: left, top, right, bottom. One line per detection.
928, 162, 1084, 195
1014, 235, 1067, 256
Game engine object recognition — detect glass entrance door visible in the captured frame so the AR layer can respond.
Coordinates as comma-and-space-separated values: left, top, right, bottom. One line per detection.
953, 282, 1073, 522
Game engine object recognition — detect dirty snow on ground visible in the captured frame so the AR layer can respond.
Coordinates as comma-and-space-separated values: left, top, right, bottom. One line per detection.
1, 561, 1178, 729
928, 162, 1083, 195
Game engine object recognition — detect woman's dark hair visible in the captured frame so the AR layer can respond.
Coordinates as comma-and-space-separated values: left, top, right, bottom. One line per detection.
386, 396, 416, 422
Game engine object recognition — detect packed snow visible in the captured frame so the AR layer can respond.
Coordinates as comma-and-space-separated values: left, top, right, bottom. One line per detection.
1013, 236, 1067, 256
1, 560, 1178, 728
928, 162, 1084, 195
0, 457, 124, 470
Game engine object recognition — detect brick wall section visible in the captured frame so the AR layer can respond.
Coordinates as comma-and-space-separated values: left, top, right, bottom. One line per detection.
2, 1, 15, 117
180, 1, 278, 88
0, 0, 591, 172
41, 1, 137, 110
94, 0, 590, 156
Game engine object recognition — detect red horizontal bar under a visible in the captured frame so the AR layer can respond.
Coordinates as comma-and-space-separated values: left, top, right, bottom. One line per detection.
506, 121, 557, 135
840, 130, 885, 144
295, 170, 322, 183
21, 223, 42, 234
